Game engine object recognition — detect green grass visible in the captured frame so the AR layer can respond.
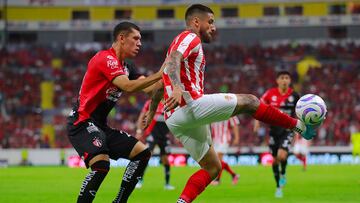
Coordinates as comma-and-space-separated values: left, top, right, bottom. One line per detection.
1, 165, 360, 203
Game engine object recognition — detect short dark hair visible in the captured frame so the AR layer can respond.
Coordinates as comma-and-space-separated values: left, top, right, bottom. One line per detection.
276, 70, 291, 78
185, 4, 214, 22
112, 21, 140, 42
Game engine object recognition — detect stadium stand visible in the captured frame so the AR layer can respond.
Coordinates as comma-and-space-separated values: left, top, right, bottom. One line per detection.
1, 41, 359, 148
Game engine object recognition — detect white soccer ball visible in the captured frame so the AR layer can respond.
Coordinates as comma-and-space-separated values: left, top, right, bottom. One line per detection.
295, 94, 327, 125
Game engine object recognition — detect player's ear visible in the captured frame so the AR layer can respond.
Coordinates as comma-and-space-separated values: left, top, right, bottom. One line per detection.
193, 16, 201, 28
117, 33, 126, 44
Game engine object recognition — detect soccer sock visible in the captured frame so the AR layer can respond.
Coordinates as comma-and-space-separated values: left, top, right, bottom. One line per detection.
113, 148, 151, 203
253, 102, 297, 129
164, 164, 170, 185
77, 160, 110, 203
272, 163, 280, 188
296, 154, 307, 169
221, 160, 236, 176
280, 159, 287, 175
178, 169, 212, 203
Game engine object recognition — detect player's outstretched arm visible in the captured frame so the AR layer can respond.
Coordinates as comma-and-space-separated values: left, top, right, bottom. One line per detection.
112, 71, 162, 93
163, 51, 183, 111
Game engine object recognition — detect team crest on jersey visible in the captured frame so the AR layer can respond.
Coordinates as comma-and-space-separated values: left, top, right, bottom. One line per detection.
106, 87, 122, 102
92, 137, 103, 148
271, 95, 277, 101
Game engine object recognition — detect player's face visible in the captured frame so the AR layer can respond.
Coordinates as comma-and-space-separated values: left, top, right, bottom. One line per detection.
276, 74, 291, 89
199, 13, 216, 43
123, 29, 142, 58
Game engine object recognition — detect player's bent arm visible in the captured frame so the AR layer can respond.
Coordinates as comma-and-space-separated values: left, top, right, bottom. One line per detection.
163, 51, 184, 110
253, 120, 260, 133
143, 86, 164, 129
164, 51, 183, 88
112, 72, 162, 93
142, 80, 164, 95
232, 124, 240, 146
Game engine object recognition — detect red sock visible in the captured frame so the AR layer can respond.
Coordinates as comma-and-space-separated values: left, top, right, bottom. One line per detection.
221, 160, 236, 176
253, 102, 297, 129
179, 169, 212, 202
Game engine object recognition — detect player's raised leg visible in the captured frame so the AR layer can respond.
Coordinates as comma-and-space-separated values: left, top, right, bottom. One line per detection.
231, 94, 313, 139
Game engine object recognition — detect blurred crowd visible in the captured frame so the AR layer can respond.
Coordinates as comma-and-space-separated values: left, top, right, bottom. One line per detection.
0, 41, 359, 148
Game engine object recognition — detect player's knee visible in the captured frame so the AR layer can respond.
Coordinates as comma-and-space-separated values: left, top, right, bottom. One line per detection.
90, 160, 110, 174
131, 148, 151, 161
235, 94, 260, 114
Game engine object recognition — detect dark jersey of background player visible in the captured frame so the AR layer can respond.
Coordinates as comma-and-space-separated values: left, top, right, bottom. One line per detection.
254, 70, 299, 198
66, 21, 164, 203
135, 100, 175, 190
261, 84, 300, 137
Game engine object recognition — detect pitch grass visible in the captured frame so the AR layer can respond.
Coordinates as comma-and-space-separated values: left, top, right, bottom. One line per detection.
1, 165, 359, 203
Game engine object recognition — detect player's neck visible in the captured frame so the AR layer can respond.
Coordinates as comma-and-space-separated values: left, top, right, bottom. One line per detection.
278, 87, 288, 95
112, 43, 126, 62
186, 27, 199, 37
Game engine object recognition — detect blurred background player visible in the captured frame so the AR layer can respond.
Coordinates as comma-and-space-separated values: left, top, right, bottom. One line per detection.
254, 71, 300, 198
210, 116, 240, 185
135, 99, 175, 190
293, 134, 310, 171
66, 22, 164, 203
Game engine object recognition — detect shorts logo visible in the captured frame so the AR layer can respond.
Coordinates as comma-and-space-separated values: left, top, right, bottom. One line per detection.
224, 95, 233, 101
92, 137, 103, 147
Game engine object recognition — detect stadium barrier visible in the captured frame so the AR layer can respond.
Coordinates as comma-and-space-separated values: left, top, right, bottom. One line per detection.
1, 146, 359, 167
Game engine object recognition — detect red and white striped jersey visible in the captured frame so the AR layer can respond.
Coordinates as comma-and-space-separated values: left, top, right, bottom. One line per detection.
211, 116, 240, 145
163, 30, 205, 119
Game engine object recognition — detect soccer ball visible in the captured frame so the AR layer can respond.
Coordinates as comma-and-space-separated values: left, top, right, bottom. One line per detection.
295, 94, 327, 125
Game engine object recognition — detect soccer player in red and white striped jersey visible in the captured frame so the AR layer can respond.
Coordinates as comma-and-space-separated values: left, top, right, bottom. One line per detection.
211, 116, 240, 185
145, 4, 315, 203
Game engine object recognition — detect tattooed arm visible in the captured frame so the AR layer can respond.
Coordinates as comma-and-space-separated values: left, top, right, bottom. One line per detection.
163, 51, 184, 111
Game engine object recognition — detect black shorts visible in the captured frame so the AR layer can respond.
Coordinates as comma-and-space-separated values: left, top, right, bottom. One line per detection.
67, 120, 138, 168
268, 127, 294, 157
146, 122, 170, 155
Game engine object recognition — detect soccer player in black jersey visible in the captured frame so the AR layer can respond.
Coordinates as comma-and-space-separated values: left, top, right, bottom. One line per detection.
67, 22, 164, 203
254, 71, 300, 198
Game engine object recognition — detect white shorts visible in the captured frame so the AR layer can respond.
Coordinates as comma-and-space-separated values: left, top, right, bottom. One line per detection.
293, 143, 309, 155
214, 142, 230, 154
166, 93, 237, 162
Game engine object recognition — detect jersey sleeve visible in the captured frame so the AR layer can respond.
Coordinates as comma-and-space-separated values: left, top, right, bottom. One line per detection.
175, 33, 201, 59
98, 53, 126, 81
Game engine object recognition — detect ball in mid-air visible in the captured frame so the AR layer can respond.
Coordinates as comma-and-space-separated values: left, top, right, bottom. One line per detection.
296, 94, 327, 125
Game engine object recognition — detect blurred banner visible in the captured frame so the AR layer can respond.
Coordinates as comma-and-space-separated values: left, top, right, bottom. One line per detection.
2, 16, 359, 31
6, 0, 333, 6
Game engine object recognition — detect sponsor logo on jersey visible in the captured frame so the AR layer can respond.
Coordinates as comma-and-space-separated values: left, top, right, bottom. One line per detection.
107, 56, 119, 69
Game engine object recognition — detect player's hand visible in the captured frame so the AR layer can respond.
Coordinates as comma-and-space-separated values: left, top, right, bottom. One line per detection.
165, 85, 182, 111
